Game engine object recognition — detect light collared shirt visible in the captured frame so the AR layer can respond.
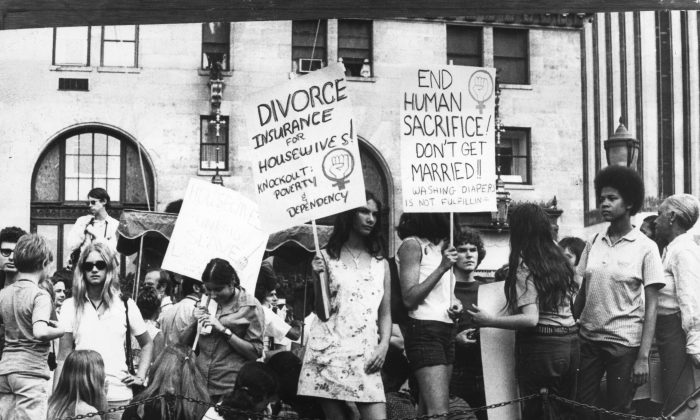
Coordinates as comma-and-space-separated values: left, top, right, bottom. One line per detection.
577, 228, 665, 347
67, 214, 119, 254
59, 296, 147, 402
657, 231, 700, 355
196, 289, 264, 397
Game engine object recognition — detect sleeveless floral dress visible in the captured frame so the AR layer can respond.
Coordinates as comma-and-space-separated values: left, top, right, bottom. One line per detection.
297, 250, 386, 402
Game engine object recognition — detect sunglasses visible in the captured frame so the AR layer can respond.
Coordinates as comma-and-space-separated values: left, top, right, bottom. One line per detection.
81, 260, 107, 271
0, 248, 14, 257
87, 200, 99, 205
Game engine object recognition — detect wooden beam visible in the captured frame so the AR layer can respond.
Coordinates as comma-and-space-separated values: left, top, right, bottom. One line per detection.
1, 0, 700, 30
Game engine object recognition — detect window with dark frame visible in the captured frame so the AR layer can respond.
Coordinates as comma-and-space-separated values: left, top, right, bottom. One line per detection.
292, 20, 327, 73
200, 116, 229, 171
64, 132, 122, 201
493, 28, 529, 85
53, 27, 91, 66
338, 20, 372, 77
202, 23, 231, 71
446, 25, 483, 66
497, 128, 531, 184
101, 25, 138, 67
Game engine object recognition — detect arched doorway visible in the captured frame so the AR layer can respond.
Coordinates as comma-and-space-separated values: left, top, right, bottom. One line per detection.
359, 138, 393, 252
315, 137, 393, 251
31, 125, 155, 271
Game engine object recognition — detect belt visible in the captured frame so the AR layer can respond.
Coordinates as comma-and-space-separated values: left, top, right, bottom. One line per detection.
525, 324, 579, 336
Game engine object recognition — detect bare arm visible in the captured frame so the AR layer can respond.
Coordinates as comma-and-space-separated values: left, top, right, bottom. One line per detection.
468, 303, 539, 330
365, 260, 393, 374
631, 285, 660, 385
54, 332, 75, 389
226, 333, 260, 361
135, 332, 153, 379
378, 260, 393, 347
33, 320, 64, 341
398, 239, 455, 310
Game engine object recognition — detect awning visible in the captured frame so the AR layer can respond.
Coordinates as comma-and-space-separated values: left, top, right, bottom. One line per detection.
266, 224, 333, 254
2, 1, 700, 30
116, 209, 177, 256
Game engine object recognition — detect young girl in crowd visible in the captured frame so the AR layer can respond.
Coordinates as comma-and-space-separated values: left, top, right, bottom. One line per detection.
652, 194, 700, 414
574, 165, 664, 419
47, 349, 107, 420
57, 242, 153, 420
298, 192, 391, 420
396, 212, 462, 417
194, 258, 264, 402
469, 204, 579, 419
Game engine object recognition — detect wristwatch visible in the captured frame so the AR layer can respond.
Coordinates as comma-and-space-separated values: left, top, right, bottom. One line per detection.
223, 328, 233, 338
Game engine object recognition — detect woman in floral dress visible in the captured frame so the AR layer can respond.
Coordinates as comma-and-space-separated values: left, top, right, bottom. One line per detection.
298, 192, 391, 420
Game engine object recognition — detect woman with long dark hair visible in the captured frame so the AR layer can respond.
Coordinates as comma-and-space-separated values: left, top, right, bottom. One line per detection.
48, 349, 107, 420
395, 212, 462, 417
469, 204, 579, 419
121, 344, 210, 420
297, 191, 391, 420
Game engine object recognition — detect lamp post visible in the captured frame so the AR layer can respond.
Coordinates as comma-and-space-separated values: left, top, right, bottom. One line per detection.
492, 78, 511, 231
604, 117, 640, 169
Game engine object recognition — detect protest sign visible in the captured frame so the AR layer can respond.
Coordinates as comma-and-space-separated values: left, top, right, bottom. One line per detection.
245, 63, 366, 231
400, 65, 497, 212
479, 281, 520, 420
161, 179, 267, 292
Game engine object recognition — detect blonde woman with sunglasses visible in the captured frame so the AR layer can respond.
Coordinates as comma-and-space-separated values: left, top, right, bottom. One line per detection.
56, 242, 153, 420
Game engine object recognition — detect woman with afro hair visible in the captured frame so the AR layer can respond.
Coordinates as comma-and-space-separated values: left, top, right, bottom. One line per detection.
573, 165, 665, 419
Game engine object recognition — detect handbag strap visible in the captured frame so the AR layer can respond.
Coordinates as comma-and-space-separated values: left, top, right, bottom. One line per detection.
121, 295, 136, 375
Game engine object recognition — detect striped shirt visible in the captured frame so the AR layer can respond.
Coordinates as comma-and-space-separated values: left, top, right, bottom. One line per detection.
577, 228, 665, 347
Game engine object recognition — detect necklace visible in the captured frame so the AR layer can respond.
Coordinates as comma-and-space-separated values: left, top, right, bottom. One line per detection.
344, 245, 363, 269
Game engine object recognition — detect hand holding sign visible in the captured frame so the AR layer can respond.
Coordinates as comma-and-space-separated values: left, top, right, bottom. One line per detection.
245, 64, 366, 231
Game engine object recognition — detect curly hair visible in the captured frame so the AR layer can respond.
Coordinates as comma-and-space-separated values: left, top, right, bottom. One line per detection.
594, 165, 645, 215
325, 191, 384, 260
505, 204, 578, 314
454, 227, 486, 265
137, 285, 161, 320
0, 226, 27, 245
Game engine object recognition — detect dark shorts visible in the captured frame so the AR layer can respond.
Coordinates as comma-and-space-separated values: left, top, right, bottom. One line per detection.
403, 317, 456, 371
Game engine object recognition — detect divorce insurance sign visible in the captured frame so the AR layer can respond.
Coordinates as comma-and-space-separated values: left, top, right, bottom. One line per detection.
245, 63, 366, 231
400, 66, 497, 213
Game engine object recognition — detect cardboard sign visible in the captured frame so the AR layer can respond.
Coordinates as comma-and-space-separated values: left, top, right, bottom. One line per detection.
400, 66, 497, 212
245, 63, 366, 231
479, 281, 521, 420
161, 179, 267, 292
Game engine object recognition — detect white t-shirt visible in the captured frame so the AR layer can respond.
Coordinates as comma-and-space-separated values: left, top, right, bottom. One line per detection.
60, 296, 147, 402
262, 306, 291, 342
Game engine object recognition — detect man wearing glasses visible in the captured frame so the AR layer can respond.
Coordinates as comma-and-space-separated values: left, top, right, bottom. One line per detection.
66, 188, 119, 266
0, 226, 28, 289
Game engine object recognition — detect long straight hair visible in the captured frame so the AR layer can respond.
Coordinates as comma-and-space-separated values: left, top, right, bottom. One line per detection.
325, 191, 384, 259
47, 349, 107, 420
505, 204, 577, 314
71, 241, 120, 332
134, 344, 210, 420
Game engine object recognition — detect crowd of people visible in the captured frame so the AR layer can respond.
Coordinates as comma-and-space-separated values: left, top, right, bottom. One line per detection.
0, 165, 699, 420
